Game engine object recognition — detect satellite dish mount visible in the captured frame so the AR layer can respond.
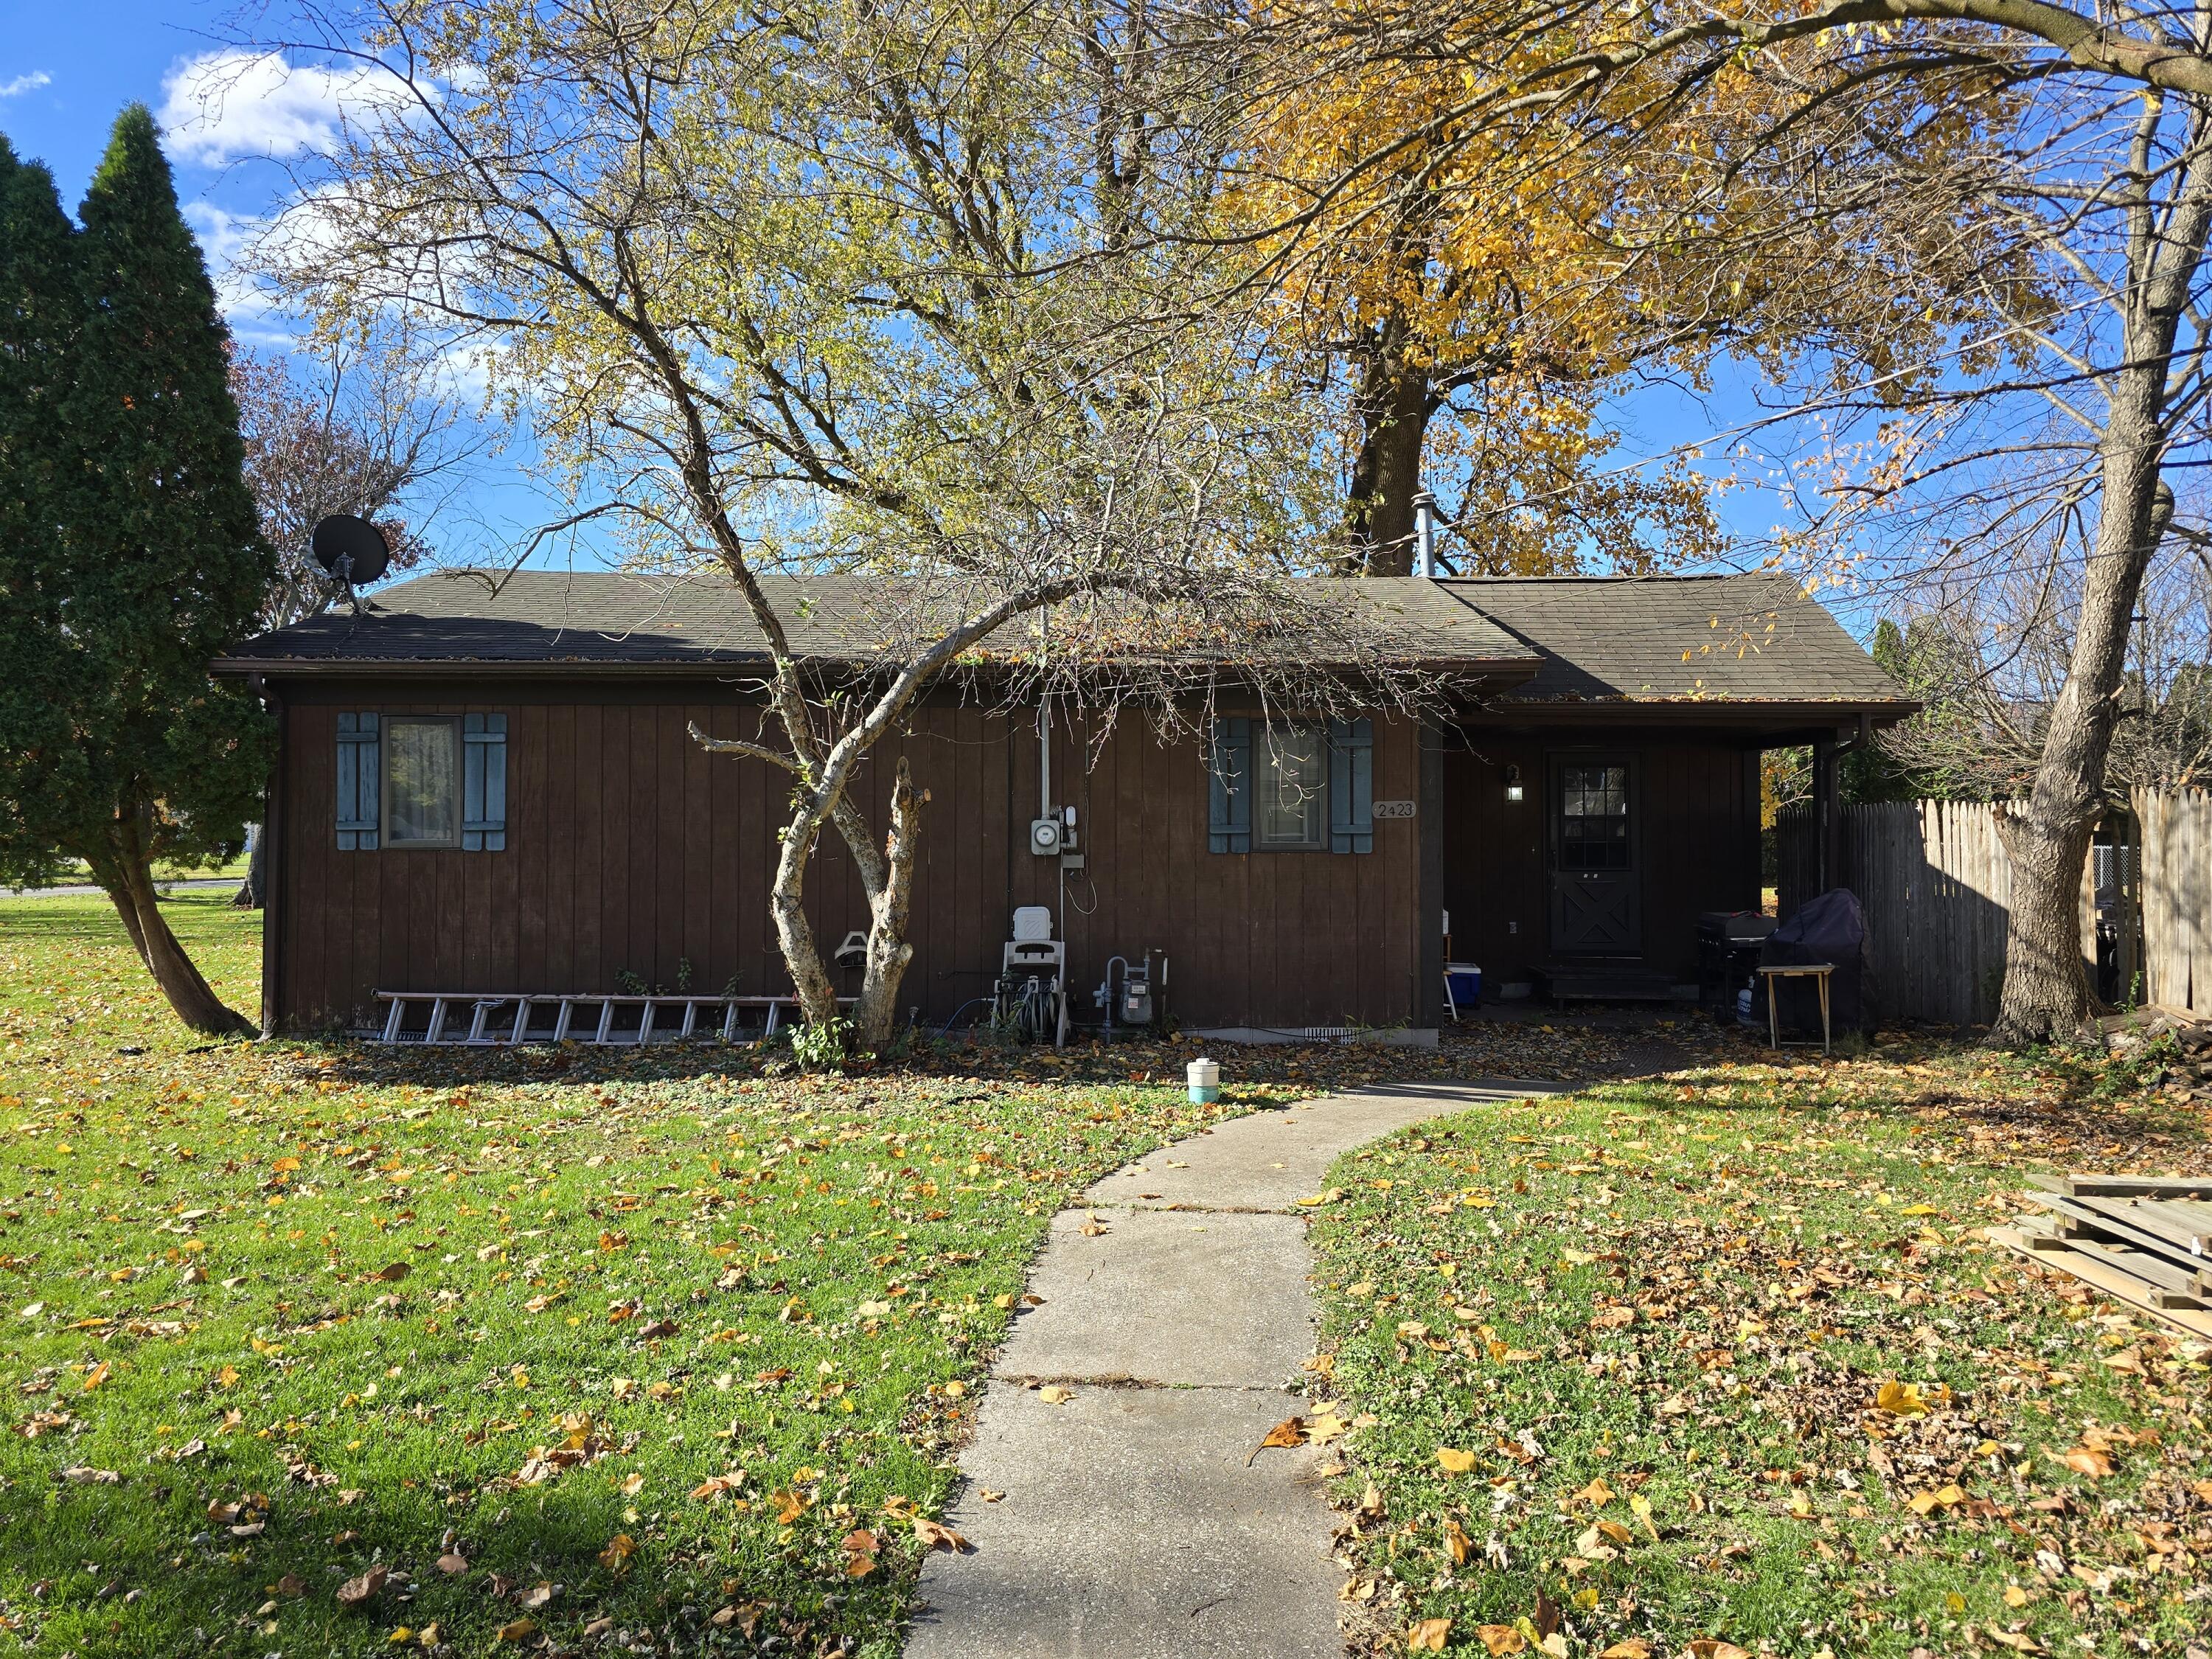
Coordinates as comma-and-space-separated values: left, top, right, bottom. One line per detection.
310, 514, 392, 613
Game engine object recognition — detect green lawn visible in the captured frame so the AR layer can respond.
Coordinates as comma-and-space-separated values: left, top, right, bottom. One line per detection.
0, 896, 1279, 1657
1310, 1046, 2212, 1658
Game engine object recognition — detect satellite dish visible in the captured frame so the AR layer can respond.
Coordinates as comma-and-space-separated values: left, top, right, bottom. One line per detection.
310, 515, 392, 586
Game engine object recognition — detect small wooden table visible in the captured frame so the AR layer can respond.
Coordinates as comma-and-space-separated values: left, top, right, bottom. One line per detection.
1758, 963, 1835, 1055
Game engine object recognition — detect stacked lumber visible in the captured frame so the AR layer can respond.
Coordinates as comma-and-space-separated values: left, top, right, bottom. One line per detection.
1992, 1173, 2212, 1339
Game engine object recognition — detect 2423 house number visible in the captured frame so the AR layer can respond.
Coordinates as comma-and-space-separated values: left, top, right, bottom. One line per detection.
1371, 800, 1416, 818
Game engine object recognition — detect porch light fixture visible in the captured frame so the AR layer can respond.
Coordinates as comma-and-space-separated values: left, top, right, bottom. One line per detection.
1503, 764, 1525, 803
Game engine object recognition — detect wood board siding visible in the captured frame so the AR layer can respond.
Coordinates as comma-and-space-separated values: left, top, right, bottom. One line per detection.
1441, 727, 1761, 987
271, 683, 1426, 1034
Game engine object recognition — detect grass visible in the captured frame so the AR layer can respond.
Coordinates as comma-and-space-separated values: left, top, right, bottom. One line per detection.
0, 894, 1279, 1657
1308, 1044, 2212, 1658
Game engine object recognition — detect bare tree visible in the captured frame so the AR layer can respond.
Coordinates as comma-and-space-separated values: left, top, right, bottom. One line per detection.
232, 334, 474, 628
1873, 535, 2212, 798
243, 0, 1423, 1049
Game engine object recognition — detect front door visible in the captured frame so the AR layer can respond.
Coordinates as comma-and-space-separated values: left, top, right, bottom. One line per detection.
1549, 756, 1641, 954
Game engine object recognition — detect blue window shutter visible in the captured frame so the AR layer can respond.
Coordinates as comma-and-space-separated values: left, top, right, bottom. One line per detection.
1329, 718, 1373, 854
336, 713, 379, 850
1208, 717, 1251, 853
463, 713, 507, 851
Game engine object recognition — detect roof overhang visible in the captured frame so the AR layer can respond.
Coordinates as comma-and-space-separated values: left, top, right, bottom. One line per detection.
1455, 698, 1919, 729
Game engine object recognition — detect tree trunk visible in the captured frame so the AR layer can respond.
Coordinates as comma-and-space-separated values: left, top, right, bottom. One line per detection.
1988, 463, 2166, 1045
94, 836, 258, 1037
1990, 128, 2212, 1043
767, 813, 844, 1033
851, 757, 928, 1048
232, 824, 265, 908
1346, 317, 1433, 576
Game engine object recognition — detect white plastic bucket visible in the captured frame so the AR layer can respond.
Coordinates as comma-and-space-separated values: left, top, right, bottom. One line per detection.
1186, 1057, 1221, 1104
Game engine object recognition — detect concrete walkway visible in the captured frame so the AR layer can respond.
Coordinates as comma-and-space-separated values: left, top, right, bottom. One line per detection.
903, 1080, 1561, 1659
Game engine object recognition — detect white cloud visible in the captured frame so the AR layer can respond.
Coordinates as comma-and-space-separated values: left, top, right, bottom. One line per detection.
0, 71, 52, 98
159, 49, 415, 167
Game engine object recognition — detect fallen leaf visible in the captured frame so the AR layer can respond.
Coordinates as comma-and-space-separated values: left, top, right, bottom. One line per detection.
1907, 1484, 1968, 1515
1875, 1380, 1930, 1416
1476, 1625, 1528, 1656
1442, 1519, 1473, 1565
368, 1262, 410, 1283
436, 1551, 467, 1575
2057, 1445, 2116, 1479
1437, 1447, 1478, 1474
516, 1582, 557, 1611
336, 1565, 388, 1610
1256, 1416, 1307, 1454
82, 1362, 111, 1393
495, 1617, 536, 1643
1037, 1385, 1073, 1405
1575, 1476, 1615, 1507
914, 1515, 970, 1553
598, 1534, 636, 1571
1408, 1616, 1453, 1652
1599, 1643, 1652, 1659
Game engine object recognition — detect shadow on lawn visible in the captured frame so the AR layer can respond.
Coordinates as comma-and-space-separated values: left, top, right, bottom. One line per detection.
10, 1447, 888, 1655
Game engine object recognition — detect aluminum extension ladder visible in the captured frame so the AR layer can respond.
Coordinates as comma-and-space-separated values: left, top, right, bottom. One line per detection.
371, 991, 853, 1046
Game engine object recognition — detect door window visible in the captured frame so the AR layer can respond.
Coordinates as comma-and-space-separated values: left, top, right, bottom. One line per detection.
1558, 762, 1630, 871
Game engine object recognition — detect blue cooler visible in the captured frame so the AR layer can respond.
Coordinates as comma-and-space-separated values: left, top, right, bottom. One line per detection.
1445, 963, 1481, 1010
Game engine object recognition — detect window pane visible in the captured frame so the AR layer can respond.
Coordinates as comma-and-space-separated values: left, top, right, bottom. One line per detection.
1559, 764, 1629, 871
1256, 729, 1323, 848
387, 720, 458, 846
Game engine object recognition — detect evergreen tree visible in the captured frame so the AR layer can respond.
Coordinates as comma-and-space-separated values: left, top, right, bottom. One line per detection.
0, 108, 274, 1035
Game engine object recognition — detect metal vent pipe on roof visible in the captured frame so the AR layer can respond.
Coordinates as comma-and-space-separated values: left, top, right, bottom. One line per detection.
1413, 490, 1437, 579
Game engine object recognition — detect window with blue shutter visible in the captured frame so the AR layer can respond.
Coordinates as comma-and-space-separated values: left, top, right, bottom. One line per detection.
1207, 717, 1251, 852
1329, 718, 1374, 854
462, 713, 508, 852
336, 713, 380, 849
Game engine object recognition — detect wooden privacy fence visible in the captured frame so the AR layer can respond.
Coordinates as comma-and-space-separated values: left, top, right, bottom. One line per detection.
1778, 799, 2129, 1026
2135, 788, 2212, 1016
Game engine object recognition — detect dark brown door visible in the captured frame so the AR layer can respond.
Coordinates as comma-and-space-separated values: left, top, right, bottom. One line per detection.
1549, 756, 1640, 954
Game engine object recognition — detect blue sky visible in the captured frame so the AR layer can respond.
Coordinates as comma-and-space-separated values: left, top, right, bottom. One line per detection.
0, 6, 1829, 596
1, 4, 567, 565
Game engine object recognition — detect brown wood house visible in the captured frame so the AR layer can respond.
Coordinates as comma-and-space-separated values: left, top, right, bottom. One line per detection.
214, 569, 1913, 1040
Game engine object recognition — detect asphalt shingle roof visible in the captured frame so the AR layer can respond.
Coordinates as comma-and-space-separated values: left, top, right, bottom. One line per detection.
1441, 572, 1912, 707
217, 569, 1531, 670
216, 567, 1910, 709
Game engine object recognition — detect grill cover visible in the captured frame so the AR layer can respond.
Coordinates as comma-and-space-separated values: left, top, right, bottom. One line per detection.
1761, 888, 1865, 1035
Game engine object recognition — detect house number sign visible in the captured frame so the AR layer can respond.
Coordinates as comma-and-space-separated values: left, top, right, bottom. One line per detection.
1371, 800, 1417, 819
